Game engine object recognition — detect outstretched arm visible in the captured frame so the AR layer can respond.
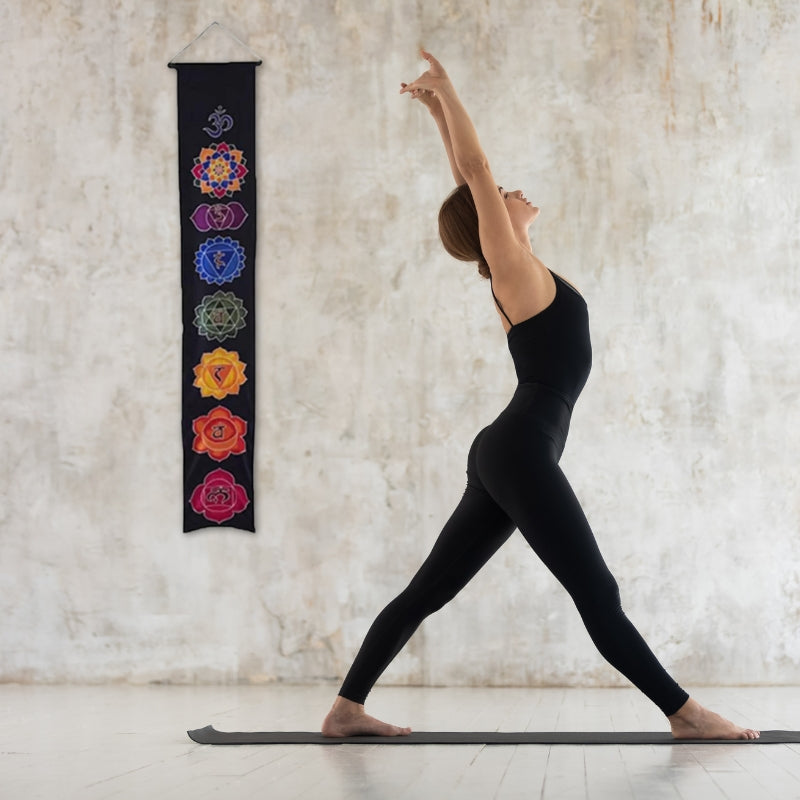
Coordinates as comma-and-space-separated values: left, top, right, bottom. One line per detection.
401, 51, 529, 280
401, 83, 464, 185
401, 51, 489, 181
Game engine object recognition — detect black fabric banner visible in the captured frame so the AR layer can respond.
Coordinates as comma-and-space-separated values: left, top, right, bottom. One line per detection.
169, 62, 259, 532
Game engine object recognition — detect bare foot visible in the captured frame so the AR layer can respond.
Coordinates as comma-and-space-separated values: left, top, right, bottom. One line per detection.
669, 697, 760, 740
321, 695, 412, 738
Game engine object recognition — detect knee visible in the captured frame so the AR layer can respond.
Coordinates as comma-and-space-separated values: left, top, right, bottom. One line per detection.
573, 571, 622, 617
391, 583, 451, 623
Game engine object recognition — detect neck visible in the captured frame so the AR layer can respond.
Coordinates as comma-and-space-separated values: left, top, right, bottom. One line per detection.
514, 226, 533, 252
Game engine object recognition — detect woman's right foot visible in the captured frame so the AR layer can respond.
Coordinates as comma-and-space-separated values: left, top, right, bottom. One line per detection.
668, 697, 760, 740
321, 696, 412, 738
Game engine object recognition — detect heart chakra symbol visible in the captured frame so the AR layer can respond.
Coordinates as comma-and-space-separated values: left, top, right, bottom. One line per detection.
194, 291, 248, 342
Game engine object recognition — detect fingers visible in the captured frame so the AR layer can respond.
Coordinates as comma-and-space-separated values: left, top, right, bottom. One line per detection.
400, 83, 434, 102
399, 80, 423, 95
420, 49, 441, 68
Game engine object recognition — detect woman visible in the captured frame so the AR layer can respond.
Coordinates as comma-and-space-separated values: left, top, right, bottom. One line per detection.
322, 51, 759, 740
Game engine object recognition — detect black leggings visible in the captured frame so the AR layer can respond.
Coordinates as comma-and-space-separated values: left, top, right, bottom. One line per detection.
339, 382, 689, 716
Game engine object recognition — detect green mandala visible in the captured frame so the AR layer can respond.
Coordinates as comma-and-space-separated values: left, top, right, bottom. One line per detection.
194, 291, 248, 342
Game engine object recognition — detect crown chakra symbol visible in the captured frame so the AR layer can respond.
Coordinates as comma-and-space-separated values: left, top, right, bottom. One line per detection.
203, 105, 234, 138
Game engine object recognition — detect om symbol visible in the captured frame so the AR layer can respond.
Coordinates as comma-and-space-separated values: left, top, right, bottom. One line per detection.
203, 105, 234, 138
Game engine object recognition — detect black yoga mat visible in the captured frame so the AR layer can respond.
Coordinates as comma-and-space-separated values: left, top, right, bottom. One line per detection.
187, 725, 798, 745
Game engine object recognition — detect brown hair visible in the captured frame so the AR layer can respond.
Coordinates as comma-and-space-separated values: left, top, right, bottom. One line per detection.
438, 183, 490, 279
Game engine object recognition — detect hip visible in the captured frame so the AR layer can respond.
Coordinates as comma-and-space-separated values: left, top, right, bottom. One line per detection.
476, 382, 574, 464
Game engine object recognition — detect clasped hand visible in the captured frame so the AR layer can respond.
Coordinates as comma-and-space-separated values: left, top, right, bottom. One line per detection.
400, 49, 451, 106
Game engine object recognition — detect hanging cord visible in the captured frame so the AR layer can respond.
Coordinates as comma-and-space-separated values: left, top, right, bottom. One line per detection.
168, 21, 263, 66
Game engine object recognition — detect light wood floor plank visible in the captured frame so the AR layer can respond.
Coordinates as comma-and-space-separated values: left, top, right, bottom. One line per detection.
730, 744, 800, 799
584, 745, 638, 800
1, 685, 800, 799
447, 744, 517, 798
493, 743, 551, 799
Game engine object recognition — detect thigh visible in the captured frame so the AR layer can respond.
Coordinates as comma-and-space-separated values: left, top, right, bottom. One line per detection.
508, 460, 617, 601
476, 411, 615, 600
404, 482, 516, 602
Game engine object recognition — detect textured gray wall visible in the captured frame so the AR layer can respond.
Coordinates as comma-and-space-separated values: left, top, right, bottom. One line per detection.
2, 0, 799, 689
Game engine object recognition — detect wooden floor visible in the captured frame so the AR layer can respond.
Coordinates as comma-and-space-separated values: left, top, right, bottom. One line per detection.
2, 683, 799, 799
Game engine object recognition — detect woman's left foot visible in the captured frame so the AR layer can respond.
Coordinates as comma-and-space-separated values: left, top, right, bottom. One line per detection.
322, 696, 411, 738
668, 697, 760, 740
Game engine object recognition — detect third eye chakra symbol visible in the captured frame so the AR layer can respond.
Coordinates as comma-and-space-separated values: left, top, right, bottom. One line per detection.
203, 105, 234, 138
190, 202, 248, 232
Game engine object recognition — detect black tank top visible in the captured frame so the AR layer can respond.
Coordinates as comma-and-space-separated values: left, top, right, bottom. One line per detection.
492, 269, 592, 410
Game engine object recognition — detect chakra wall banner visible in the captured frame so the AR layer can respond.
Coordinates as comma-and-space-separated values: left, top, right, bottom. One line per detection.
169, 62, 260, 532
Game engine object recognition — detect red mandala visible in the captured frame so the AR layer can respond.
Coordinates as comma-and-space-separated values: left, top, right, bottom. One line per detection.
189, 468, 250, 524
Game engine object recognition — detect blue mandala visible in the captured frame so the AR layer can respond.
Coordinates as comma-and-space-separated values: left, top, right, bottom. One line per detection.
194, 236, 246, 285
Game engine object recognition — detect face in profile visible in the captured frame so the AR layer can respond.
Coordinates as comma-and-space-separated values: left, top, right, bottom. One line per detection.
499, 186, 540, 228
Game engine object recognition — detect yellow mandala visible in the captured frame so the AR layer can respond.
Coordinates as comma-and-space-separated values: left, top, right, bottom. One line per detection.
193, 347, 247, 400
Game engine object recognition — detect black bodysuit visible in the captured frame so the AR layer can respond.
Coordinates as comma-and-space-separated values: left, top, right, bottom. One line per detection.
339, 269, 689, 716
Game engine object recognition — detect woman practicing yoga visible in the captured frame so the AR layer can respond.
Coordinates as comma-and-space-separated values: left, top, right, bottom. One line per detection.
322, 51, 759, 740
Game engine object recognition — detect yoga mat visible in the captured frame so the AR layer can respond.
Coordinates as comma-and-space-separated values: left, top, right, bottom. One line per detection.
187, 725, 798, 745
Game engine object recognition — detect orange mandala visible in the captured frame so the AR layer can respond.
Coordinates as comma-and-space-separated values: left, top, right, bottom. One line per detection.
192, 406, 247, 462
193, 347, 247, 400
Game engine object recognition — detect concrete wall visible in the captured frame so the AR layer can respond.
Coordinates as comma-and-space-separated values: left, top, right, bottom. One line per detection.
2, 0, 799, 691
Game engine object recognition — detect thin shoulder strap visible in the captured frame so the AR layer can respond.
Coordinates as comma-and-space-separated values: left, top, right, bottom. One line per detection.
490, 281, 514, 327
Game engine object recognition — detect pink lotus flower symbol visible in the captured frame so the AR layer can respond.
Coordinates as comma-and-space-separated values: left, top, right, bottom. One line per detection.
189, 468, 250, 524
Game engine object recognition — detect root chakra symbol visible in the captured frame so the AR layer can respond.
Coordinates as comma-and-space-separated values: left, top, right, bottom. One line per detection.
194, 291, 247, 342
195, 236, 246, 285
191, 142, 248, 198
192, 406, 247, 462
193, 347, 247, 400
189, 468, 250, 524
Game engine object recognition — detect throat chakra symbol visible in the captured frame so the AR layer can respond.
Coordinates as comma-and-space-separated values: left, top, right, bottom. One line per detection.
203, 105, 234, 138
195, 236, 246, 285
194, 291, 248, 342
191, 142, 248, 198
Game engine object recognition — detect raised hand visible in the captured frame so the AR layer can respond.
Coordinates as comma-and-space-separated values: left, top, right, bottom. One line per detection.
400, 82, 441, 113
399, 49, 466, 185
399, 50, 451, 97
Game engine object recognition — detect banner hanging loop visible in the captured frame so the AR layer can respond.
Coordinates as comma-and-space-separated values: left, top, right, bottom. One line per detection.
168, 21, 263, 67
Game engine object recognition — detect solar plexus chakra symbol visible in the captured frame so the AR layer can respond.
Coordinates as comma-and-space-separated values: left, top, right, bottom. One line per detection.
193, 347, 247, 400
194, 291, 247, 342
191, 142, 248, 198
190, 202, 248, 232
195, 236, 246, 285
189, 468, 250, 524
192, 406, 247, 462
